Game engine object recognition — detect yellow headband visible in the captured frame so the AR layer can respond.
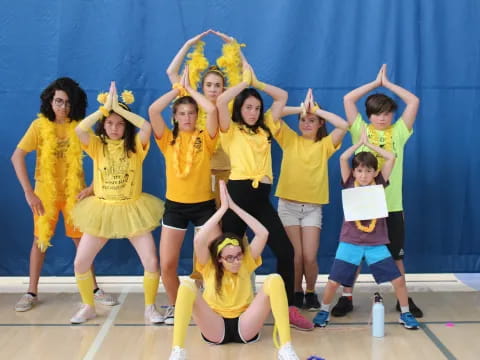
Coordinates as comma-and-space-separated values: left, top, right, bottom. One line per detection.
217, 237, 240, 255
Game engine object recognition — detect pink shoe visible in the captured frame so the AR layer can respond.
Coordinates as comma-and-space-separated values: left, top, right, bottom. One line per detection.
288, 306, 314, 331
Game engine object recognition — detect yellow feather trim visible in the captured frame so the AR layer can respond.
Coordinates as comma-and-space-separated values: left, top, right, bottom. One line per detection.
97, 92, 108, 105
216, 40, 245, 87
35, 114, 84, 252
121, 90, 135, 104
186, 41, 209, 89
99, 106, 110, 118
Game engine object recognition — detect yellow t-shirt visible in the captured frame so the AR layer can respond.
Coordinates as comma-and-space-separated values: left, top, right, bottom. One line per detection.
83, 134, 149, 201
273, 121, 340, 204
220, 113, 274, 187
17, 118, 82, 199
197, 248, 262, 318
155, 128, 217, 203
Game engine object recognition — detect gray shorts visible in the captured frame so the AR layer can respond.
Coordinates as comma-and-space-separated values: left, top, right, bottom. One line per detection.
277, 198, 323, 228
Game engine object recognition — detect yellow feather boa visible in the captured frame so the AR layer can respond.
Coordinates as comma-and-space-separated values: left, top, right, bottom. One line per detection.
187, 41, 209, 89
36, 114, 84, 252
216, 40, 245, 87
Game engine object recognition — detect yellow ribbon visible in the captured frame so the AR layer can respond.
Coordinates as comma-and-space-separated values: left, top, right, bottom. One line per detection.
216, 237, 240, 255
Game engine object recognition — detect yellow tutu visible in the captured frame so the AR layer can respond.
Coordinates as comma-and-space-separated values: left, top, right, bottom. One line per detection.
73, 193, 164, 239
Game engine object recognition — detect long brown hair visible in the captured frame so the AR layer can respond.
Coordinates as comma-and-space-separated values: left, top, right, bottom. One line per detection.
208, 233, 244, 297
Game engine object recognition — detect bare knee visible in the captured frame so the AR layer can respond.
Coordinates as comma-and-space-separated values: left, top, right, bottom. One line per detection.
143, 255, 158, 273
74, 256, 91, 274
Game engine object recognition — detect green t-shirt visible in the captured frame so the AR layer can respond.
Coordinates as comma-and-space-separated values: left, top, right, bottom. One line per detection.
350, 113, 413, 211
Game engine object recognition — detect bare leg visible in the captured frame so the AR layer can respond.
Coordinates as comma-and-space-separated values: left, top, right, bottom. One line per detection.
27, 238, 45, 294
73, 233, 108, 274
129, 233, 159, 273
391, 276, 409, 307
284, 225, 304, 292
301, 227, 320, 291
160, 227, 186, 305
72, 237, 99, 289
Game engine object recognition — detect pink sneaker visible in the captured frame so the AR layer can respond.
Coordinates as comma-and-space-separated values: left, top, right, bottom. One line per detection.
288, 306, 314, 331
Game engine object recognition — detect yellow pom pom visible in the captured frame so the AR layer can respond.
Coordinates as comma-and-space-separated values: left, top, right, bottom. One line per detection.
121, 90, 135, 104
97, 92, 108, 104
99, 106, 110, 117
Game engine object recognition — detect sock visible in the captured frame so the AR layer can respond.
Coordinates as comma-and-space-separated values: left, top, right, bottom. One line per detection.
143, 271, 160, 306
27, 292, 37, 297
400, 306, 409, 313
93, 288, 100, 294
321, 302, 331, 312
75, 270, 95, 306
172, 280, 197, 348
263, 274, 291, 346
306, 289, 315, 294
342, 292, 353, 299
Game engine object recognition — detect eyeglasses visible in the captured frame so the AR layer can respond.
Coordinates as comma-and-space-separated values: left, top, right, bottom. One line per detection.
221, 253, 243, 263
53, 98, 71, 108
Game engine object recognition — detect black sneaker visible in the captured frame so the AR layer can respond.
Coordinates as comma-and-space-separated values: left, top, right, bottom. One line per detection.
304, 292, 320, 311
396, 297, 423, 318
294, 291, 305, 308
331, 296, 353, 317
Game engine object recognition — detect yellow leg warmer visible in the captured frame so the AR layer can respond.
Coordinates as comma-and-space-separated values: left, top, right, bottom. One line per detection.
263, 274, 291, 346
172, 280, 197, 348
75, 270, 94, 306
144, 271, 160, 306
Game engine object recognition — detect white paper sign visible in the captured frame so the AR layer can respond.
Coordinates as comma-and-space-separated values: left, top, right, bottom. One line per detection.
341, 185, 388, 221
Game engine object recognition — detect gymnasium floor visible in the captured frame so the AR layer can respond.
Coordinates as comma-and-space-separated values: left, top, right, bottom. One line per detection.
1, 274, 479, 360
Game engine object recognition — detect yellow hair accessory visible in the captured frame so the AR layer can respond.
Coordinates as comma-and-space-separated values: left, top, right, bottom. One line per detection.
186, 41, 209, 89
217, 237, 240, 255
121, 90, 135, 104
172, 82, 189, 97
97, 92, 108, 105
216, 40, 245, 87
99, 105, 110, 118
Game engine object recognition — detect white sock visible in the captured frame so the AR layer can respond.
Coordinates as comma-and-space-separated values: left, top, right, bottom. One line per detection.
400, 306, 409, 313
321, 302, 330, 312
342, 292, 353, 297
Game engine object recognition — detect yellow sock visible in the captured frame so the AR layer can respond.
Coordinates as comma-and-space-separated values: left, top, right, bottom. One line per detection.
172, 280, 197, 348
143, 271, 160, 306
263, 274, 291, 346
75, 270, 94, 306
306, 289, 315, 293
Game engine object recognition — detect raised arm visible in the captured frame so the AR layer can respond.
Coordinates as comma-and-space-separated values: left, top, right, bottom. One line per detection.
11, 148, 44, 216
250, 65, 288, 121
362, 131, 396, 181
344, 64, 384, 125
339, 133, 364, 183
148, 88, 180, 139
194, 181, 230, 265
216, 69, 249, 132
183, 65, 218, 137
111, 82, 151, 146
166, 30, 211, 85
381, 64, 419, 130
75, 82, 114, 145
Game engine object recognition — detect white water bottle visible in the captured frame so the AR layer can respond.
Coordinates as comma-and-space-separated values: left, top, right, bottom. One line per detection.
372, 292, 384, 337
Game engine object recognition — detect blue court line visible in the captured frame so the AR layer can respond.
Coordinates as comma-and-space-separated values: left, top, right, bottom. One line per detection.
420, 323, 456, 360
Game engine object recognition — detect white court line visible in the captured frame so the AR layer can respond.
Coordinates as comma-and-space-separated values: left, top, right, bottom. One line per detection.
83, 286, 130, 360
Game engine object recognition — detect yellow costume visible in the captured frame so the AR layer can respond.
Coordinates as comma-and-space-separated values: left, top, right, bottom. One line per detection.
73, 133, 163, 238
17, 114, 84, 251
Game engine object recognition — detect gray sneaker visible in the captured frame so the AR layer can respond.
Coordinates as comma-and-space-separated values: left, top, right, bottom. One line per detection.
94, 289, 118, 306
15, 293, 38, 312
164, 305, 175, 325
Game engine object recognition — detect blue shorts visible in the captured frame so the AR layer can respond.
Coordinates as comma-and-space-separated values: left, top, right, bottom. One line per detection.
328, 242, 401, 287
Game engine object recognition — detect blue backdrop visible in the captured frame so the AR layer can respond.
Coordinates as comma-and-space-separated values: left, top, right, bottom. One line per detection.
1, 0, 479, 276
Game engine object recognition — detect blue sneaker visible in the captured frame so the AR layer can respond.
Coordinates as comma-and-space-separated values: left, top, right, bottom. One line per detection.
313, 310, 330, 327
399, 312, 419, 329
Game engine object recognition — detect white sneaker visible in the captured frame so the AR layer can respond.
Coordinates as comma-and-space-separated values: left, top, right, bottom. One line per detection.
164, 305, 175, 325
145, 304, 164, 324
15, 293, 38, 312
278, 342, 299, 360
70, 304, 96, 324
169, 346, 187, 360
94, 289, 118, 306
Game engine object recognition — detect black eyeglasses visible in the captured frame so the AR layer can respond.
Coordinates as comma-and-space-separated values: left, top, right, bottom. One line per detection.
221, 253, 244, 263
53, 98, 71, 108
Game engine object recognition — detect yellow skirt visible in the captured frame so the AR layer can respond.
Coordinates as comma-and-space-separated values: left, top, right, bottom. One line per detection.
73, 193, 164, 239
